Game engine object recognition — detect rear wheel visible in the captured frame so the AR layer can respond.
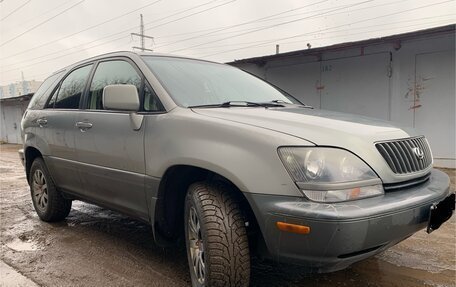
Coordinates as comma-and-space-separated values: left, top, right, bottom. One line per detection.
185, 182, 250, 287
29, 158, 72, 222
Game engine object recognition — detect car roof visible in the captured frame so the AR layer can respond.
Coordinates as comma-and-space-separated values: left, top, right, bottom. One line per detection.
49, 51, 221, 77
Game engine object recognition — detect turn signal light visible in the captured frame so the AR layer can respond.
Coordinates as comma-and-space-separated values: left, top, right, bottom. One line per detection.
276, 222, 310, 234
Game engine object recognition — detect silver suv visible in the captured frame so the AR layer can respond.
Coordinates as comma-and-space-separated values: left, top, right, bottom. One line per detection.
20, 52, 454, 287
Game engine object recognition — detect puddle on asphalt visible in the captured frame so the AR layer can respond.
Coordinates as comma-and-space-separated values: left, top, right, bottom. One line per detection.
6, 238, 40, 252
378, 249, 455, 273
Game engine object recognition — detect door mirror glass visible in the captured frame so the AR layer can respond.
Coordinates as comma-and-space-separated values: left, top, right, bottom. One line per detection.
103, 84, 139, 111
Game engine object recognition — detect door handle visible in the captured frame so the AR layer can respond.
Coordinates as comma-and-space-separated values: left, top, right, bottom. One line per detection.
36, 118, 47, 127
75, 121, 93, 132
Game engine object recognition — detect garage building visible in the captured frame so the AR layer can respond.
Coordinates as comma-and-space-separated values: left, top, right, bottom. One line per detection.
228, 24, 455, 168
0, 94, 32, 144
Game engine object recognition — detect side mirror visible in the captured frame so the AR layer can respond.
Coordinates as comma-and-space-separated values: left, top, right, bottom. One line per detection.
103, 84, 139, 111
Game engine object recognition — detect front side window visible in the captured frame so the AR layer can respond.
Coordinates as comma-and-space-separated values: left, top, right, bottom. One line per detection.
87, 60, 141, 110
142, 56, 296, 107
53, 64, 93, 109
28, 71, 64, 110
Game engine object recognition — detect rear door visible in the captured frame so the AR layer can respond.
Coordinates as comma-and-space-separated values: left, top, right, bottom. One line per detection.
74, 58, 149, 220
38, 64, 93, 194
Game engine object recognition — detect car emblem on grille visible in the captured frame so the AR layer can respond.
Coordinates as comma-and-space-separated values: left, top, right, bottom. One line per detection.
412, 147, 424, 160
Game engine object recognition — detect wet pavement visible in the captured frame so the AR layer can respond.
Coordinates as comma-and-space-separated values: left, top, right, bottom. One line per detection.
1, 143, 455, 287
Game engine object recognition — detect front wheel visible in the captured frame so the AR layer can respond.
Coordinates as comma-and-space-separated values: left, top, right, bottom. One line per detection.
185, 182, 250, 287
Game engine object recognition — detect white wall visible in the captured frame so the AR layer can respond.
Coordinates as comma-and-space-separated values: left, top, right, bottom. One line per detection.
232, 32, 455, 168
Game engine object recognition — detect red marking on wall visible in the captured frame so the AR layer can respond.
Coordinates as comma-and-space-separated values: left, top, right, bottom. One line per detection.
409, 104, 422, 110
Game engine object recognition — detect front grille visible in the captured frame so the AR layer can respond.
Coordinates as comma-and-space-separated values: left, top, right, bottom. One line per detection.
376, 136, 432, 174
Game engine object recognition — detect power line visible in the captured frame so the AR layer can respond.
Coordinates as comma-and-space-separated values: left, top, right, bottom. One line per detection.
1, 34, 131, 73
143, 0, 236, 33
189, 14, 455, 53
0, 0, 161, 59
1, 0, 31, 21
153, 0, 409, 49
2, 0, 403, 68
1, 0, 236, 73
3, 36, 135, 83
150, 2, 371, 46
146, 0, 399, 40
16, 0, 74, 28
143, 0, 221, 27
169, 0, 374, 53
193, 18, 454, 56
115, 0, 414, 45
199, 0, 454, 58
154, 0, 330, 49
277, 20, 455, 46
0, 0, 85, 47
0, 0, 222, 60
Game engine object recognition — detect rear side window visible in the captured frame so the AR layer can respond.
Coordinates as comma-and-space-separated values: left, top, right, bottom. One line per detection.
87, 60, 141, 110
27, 71, 64, 110
51, 64, 93, 109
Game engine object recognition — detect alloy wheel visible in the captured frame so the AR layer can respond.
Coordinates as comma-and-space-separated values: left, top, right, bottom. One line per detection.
32, 169, 48, 211
188, 206, 205, 284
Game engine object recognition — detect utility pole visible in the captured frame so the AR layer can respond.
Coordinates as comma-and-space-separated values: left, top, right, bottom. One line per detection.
131, 14, 154, 52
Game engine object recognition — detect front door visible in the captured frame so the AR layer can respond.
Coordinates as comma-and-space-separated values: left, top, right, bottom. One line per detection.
74, 59, 148, 220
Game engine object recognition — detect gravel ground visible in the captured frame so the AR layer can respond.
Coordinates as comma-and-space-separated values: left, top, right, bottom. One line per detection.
1, 143, 455, 287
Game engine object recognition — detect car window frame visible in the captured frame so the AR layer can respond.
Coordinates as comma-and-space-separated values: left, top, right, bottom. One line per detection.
44, 63, 95, 110
27, 70, 66, 110
82, 56, 166, 115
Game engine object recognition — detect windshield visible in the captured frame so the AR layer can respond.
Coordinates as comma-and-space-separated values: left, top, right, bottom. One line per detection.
142, 56, 298, 107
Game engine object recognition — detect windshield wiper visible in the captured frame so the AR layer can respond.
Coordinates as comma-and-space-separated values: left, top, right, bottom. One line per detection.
189, 101, 284, 108
270, 99, 314, 109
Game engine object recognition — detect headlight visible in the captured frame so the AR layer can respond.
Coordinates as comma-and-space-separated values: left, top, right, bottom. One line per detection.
278, 147, 384, 202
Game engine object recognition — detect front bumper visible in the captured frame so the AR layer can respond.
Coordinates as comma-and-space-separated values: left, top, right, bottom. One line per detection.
245, 169, 453, 273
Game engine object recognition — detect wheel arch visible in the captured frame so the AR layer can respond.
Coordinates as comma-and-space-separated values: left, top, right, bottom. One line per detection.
152, 164, 261, 248
24, 146, 43, 184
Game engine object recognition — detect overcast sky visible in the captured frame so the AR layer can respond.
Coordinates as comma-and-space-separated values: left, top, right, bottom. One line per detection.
0, 0, 454, 85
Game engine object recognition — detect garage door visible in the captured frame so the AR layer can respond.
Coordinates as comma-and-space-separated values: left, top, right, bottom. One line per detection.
320, 53, 391, 120
415, 50, 455, 168
266, 61, 321, 108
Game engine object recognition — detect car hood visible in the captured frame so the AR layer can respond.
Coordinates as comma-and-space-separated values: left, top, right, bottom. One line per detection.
193, 106, 416, 145
192, 106, 426, 183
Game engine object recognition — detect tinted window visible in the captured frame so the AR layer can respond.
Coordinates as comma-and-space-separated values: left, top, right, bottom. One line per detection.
27, 71, 64, 110
87, 60, 141, 110
53, 64, 93, 109
142, 56, 295, 107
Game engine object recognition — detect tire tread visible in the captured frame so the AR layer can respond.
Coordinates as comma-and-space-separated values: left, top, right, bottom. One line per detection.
187, 182, 250, 287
